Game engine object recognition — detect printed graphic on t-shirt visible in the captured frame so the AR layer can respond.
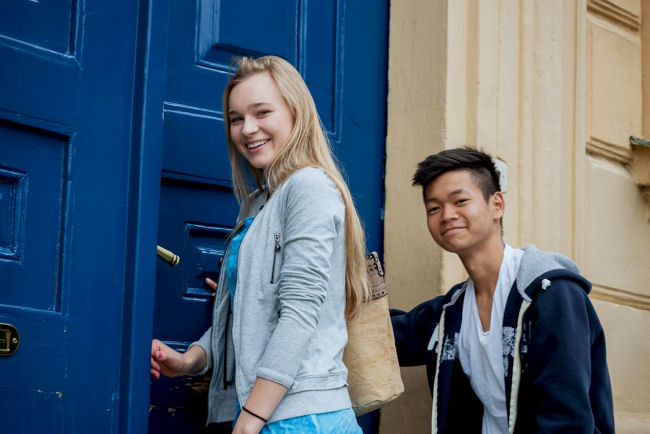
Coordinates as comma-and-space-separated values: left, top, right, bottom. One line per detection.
502, 326, 516, 372
442, 333, 459, 362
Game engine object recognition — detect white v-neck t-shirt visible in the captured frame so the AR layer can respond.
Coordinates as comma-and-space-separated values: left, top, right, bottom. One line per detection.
458, 244, 524, 434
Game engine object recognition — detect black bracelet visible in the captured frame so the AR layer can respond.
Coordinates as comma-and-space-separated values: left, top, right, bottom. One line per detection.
242, 406, 268, 424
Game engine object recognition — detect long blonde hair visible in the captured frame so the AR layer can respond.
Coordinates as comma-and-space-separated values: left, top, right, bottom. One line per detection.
222, 55, 369, 319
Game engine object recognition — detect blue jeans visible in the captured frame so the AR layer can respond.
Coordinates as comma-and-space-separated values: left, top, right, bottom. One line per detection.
235, 407, 362, 434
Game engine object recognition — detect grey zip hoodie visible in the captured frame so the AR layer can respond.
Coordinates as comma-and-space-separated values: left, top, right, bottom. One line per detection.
191, 167, 352, 424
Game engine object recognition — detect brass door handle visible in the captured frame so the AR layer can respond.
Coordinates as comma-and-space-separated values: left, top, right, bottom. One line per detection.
156, 245, 180, 266
0, 323, 19, 356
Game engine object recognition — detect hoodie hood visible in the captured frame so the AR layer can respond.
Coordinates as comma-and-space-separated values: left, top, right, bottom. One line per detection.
516, 244, 591, 301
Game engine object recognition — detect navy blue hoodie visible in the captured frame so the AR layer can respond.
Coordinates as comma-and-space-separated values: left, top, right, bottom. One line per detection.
391, 245, 614, 433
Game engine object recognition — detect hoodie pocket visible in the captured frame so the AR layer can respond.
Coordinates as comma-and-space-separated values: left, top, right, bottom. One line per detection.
270, 232, 281, 284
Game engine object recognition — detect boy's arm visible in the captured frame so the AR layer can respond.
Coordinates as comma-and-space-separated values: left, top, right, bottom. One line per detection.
525, 280, 612, 433
390, 296, 444, 367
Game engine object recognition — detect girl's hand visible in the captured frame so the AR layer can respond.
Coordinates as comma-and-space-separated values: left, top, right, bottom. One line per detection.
150, 339, 187, 379
205, 277, 218, 296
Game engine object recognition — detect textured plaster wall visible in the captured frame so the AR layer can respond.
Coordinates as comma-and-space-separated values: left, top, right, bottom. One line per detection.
641, 0, 650, 138
380, 0, 447, 433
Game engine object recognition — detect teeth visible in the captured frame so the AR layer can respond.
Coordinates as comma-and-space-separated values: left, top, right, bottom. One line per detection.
246, 139, 268, 149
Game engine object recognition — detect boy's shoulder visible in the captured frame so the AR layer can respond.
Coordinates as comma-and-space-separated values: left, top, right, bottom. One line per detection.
515, 244, 591, 299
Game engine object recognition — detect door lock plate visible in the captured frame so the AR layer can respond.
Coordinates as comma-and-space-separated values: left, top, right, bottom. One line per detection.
0, 323, 19, 356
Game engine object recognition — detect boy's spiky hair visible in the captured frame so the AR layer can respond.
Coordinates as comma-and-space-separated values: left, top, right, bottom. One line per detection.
412, 147, 501, 200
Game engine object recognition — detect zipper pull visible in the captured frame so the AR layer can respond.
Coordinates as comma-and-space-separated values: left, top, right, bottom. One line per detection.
271, 233, 281, 283
274, 233, 281, 252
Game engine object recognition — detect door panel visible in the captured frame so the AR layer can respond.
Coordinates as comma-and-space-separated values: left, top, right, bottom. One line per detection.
0, 123, 67, 312
150, 1, 388, 431
0, 0, 76, 55
0, 1, 141, 432
155, 179, 237, 343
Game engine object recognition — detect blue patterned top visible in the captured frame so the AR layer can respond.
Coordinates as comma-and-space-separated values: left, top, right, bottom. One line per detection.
226, 216, 255, 307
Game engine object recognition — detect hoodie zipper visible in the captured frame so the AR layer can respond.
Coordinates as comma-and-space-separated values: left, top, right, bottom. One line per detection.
223, 302, 230, 390
270, 232, 281, 283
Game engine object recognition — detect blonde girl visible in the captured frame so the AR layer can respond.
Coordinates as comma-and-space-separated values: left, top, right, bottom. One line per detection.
152, 56, 368, 434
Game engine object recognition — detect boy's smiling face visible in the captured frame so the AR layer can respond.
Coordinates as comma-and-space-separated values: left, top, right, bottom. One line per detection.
423, 169, 504, 257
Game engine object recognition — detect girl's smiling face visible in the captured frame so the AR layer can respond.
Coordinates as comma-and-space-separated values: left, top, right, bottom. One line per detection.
227, 72, 295, 171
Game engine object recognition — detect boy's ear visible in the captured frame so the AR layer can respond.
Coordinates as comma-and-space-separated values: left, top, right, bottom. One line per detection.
491, 192, 505, 219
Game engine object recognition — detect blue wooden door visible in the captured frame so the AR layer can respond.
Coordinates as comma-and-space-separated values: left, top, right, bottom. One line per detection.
149, 1, 388, 432
0, 1, 153, 433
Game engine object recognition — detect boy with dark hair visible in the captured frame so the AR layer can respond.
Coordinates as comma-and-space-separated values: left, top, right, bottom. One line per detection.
392, 147, 614, 433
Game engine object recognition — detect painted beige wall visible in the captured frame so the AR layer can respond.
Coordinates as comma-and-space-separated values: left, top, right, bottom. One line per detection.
645, 0, 650, 138
381, 1, 446, 432
585, 0, 650, 430
382, 0, 650, 432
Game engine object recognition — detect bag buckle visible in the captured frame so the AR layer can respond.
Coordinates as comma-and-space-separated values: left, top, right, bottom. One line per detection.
367, 251, 384, 277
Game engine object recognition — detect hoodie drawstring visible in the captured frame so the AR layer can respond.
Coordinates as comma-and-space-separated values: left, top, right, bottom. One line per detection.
507, 299, 532, 433
431, 310, 446, 434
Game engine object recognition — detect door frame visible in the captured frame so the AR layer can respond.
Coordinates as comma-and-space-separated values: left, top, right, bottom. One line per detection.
117, 0, 169, 432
